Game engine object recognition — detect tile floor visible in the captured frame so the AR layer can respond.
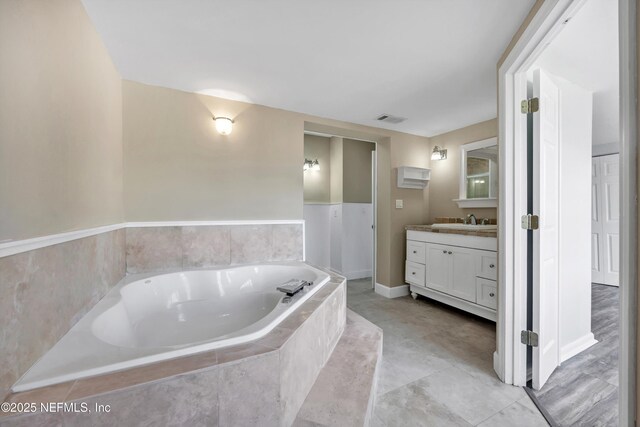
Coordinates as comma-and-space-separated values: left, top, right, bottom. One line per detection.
530, 283, 619, 426
346, 278, 548, 427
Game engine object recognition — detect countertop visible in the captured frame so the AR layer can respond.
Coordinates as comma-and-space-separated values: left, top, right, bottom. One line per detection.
405, 224, 497, 238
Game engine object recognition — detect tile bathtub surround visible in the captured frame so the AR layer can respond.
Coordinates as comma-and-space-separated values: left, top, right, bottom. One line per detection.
2, 278, 346, 427
279, 279, 347, 426
294, 310, 383, 427
126, 224, 304, 273
0, 230, 126, 401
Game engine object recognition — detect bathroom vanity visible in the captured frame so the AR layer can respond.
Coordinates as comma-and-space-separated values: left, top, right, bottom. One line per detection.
405, 225, 497, 321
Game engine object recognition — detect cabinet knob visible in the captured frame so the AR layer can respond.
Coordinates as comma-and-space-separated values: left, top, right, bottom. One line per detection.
413, 250, 417, 254
443, 250, 447, 254
489, 292, 495, 297
448, 251, 452, 255
412, 272, 416, 275
490, 264, 495, 268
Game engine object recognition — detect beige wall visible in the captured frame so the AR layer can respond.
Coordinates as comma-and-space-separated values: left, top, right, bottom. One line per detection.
428, 119, 498, 222
303, 135, 331, 203
0, 0, 123, 242
375, 139, 392, 286
343, 138, 375, 203
124, 82, 431, 288
389, 136, 432, 285
329, 137, 344, 204
123, 81, 303, 221
636, 1, 639, 419
305, 136, 375, 204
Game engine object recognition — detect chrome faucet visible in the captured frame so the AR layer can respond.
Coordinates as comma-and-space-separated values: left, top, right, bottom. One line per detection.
466, 214, 477, 225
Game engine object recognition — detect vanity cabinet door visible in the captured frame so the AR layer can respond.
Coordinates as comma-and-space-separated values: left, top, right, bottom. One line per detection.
425, 244, 451, 294
449, 247, 477, 302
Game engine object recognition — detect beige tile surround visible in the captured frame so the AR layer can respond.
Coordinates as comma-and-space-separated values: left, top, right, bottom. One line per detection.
294, 310, 383, 426
0, 222, 305, 409
126, 224, 304, 273
1, 278, 346, 427
0, 230, 126, 400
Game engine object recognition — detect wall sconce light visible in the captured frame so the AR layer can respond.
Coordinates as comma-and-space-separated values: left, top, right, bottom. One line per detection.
303, 158, 320, 171
213, 116, 234, 135
431, 146, 447, 161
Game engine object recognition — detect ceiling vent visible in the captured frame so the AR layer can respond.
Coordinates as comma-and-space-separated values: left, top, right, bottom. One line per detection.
376, 114, 407, 124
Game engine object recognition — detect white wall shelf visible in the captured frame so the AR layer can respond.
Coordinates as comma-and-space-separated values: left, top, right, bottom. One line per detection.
397, 166, 430, 189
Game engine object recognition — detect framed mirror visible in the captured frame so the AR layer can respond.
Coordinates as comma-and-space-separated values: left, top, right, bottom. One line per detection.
454, 137, 498, 208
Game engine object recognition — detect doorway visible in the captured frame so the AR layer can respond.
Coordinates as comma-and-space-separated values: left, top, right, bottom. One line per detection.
302, 131, 377, 289
497, 0, 636, 425
523, 2, 621, 417
592, 153, 621, 288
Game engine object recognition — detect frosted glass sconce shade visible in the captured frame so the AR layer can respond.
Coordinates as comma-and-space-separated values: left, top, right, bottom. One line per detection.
214, 117, 234, 135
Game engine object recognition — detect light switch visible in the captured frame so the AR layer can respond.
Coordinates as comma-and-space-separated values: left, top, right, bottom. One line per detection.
395, 199, 404, 209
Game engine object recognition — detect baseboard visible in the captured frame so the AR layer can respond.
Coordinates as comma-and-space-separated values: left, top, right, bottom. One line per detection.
374, 283, 409, 299
343, 270, 373, 280
560, 333, 598, 363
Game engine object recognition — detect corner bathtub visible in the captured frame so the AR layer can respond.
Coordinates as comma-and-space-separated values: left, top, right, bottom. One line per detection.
13, 262, 330, 392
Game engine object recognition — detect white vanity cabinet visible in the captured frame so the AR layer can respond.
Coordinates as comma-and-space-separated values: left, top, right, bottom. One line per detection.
405, 230, 498, 321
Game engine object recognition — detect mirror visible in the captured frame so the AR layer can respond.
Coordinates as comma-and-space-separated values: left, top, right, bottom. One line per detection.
454, 137, 498, 208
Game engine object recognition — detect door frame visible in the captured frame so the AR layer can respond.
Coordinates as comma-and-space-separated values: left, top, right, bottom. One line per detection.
496, 0, 637, 425
371, 149, 378, 288
303, 130, 378, 285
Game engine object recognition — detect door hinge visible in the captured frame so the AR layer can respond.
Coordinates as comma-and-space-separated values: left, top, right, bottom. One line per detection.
521, 214, 539, 230
521, 330, 539, 347
521, 97, 539, 114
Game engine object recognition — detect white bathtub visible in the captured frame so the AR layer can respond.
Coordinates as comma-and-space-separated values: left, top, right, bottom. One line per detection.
13, 262, 330, 392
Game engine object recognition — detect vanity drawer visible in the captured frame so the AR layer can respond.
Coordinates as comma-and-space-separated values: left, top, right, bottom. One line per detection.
476, 278, 497, 310
477, 253, 498, 280
407, 240, 426, 264
405, 261, 425, 286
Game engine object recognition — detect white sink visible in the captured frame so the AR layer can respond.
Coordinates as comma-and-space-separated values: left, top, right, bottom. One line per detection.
430, 223, 497, 231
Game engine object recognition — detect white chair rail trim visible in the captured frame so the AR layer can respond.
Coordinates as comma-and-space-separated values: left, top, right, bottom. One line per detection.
0, 220, 306, 258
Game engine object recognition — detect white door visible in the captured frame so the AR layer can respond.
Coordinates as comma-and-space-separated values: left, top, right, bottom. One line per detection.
591, 158, 605, 283
532, 69, 560, 390
600, 154, 620, 286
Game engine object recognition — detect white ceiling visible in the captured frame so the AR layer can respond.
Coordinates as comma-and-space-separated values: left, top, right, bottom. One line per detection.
81, 0, 535, 137
533, 0, 618, 145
